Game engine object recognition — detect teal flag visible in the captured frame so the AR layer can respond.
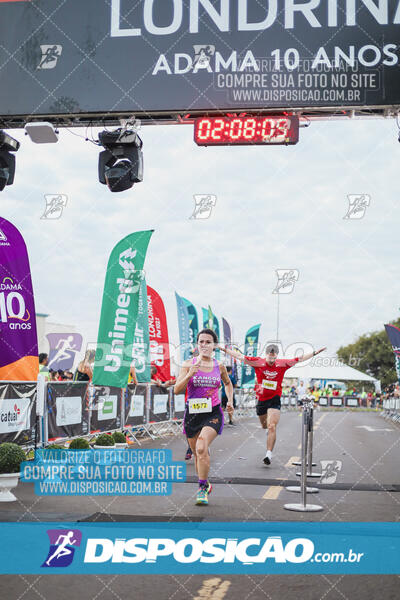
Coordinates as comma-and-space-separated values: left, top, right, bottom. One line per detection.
181, 296, 199, 352
202, 306, 213, 329
175, 292, 191, 362
242, 324, 261, 388
202, 306, 220, 358
93, 230, 153, 387
132, 278, 151, 382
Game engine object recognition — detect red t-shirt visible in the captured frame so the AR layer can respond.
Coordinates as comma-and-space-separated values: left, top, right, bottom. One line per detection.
244, 356, 299, 401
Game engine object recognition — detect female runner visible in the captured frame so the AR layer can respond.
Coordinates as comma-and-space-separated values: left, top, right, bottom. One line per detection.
174, 329, 233, 505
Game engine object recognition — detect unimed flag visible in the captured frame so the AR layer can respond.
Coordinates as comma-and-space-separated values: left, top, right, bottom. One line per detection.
92, 230, 153, 387
384, 324, 400, 382
0, 218, 38, 380
242, 324, 261, 388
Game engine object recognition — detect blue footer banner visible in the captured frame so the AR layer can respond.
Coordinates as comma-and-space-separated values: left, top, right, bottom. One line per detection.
0, 522, 398, 574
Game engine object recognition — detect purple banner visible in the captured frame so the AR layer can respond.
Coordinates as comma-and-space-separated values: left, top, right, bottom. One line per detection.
0, 218, 38, 380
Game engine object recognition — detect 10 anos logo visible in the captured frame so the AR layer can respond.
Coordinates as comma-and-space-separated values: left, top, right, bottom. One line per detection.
0, 291, 30, 328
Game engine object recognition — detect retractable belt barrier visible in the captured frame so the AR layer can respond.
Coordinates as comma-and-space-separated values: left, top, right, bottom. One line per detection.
284, 397, 323, 513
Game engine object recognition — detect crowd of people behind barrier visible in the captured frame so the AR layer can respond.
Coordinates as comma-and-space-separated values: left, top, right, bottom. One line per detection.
38, 349, 400, 411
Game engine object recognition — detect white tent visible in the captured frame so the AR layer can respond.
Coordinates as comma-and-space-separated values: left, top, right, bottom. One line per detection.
285, 361, 379, 386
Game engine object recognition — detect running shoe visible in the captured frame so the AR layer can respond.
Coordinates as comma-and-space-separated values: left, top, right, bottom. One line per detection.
196, 485, 209, 505
263, 450, 272, 465
185, 447, 193, 460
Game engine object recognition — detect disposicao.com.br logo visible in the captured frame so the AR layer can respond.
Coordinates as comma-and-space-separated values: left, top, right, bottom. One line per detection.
81, 536, 363, 566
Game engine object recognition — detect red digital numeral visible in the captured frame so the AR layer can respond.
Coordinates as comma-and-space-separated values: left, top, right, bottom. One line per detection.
273, 118, 290, 139
197, 119, 212, 140
211, 118, 225, 140
229, 118, 243, 140
243, 118, 257, 139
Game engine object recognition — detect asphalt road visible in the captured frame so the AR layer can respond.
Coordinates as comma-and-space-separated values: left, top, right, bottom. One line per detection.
1, 409, 399, 599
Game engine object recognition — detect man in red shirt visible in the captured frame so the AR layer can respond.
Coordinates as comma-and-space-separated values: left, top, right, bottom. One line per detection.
221, 343, 326, 465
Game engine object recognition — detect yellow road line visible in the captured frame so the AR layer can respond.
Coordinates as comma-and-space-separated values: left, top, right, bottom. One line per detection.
314, 414, 327, 429
285, 456, 299, 468
194, 578, 231, 600
262, 486, 282, 500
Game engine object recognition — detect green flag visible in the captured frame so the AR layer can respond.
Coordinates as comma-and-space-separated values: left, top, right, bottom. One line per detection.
242, 324, 261, 388
93, 230, 153, 387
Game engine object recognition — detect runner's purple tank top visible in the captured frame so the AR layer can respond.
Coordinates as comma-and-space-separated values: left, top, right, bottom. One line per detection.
186, 358, 221, 407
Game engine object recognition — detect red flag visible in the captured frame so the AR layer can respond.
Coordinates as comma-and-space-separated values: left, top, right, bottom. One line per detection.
147, 286, 171, 382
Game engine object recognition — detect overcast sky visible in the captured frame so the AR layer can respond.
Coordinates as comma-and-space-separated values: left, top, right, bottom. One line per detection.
2, 117, 400, 363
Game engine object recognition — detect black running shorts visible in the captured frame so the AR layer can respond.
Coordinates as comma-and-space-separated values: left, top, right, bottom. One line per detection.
256, 395, 281, 415
183, 404, 224, 439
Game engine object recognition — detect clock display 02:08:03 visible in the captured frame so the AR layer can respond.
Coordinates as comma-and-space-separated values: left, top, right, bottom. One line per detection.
194, 116, 299, 146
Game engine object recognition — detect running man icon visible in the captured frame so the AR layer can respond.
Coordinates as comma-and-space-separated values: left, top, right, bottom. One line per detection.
48, 336, 77, 367
42, 529, 82, 568
46, 531, 77, 566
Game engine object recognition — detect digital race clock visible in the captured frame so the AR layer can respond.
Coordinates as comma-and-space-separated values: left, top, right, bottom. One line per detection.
194, 115, 299, 146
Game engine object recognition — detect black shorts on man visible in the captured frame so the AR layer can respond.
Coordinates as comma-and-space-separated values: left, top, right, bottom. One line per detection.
256, 395, 281, 416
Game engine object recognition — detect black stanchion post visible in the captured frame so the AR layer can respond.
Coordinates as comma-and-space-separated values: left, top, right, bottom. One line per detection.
295, 403, 322, 478
284, 399, 323, 511
306, 405, 322, 477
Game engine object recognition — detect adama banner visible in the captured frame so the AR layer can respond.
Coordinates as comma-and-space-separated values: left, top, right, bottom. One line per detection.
92, 230, 153, 388
147, 286, 171, 382
0, 218, 38, 381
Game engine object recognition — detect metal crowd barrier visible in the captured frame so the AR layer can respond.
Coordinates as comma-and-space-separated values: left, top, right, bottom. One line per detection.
381, 396, 400, 424
1, 381, 388, 450
0, 382, 186, 448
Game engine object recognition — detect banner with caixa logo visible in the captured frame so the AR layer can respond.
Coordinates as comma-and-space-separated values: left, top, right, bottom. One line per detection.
0, 218, 38, 381
92, 230, 153, 388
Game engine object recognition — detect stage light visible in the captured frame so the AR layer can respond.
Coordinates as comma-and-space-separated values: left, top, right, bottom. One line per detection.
24, 122, 59, 143
98, 127, 143, 193
0, 131, 20, 191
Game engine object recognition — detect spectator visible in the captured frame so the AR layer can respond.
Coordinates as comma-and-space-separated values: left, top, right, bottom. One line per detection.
151, 364, 176, 388
221, 365, 237, 425
39, 353, 50, 381
74, 350, 94, 382
128, 364, 138, 385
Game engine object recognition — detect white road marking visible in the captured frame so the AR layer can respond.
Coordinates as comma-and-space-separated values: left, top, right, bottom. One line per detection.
355, 426, 394, 432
